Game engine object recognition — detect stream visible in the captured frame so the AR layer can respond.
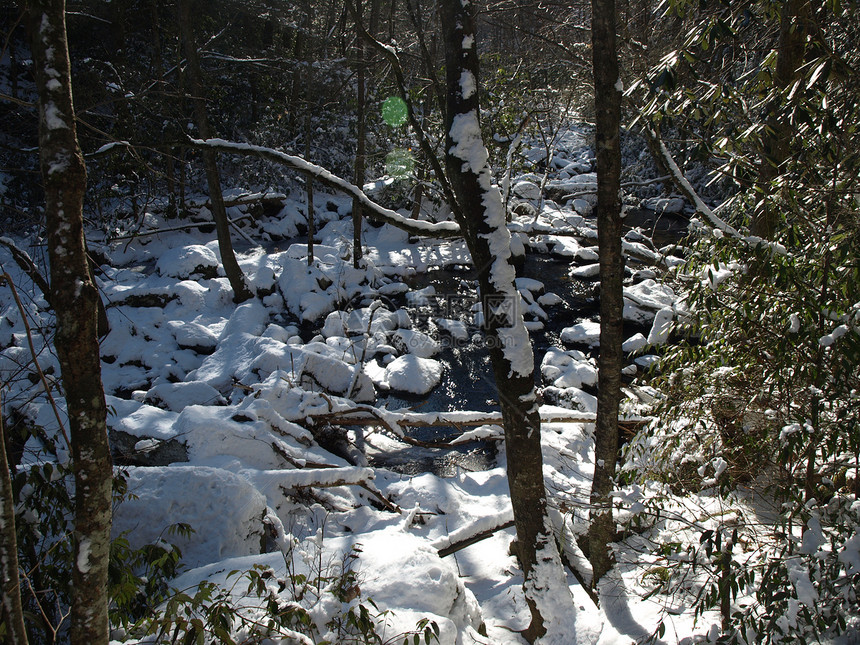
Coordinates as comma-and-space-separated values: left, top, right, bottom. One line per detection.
368, 208, 687, 476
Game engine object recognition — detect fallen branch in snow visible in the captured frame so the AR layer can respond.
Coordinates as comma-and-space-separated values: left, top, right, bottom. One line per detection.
103, 214, 255, 241
308, 405, 625, 449
274, 466, 401, 513
435, 519, 516, 558
189, 138, 462, 240
0, 237, 51, 302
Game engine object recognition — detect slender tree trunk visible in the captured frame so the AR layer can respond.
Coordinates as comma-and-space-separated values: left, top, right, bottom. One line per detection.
149, 0, 177, 218
352, 0, 366, 269
24, 2, 112, 643
588, 0, 624, 589
755, 0, 810, 238
178, 0, 252, 302
439, 1, 574, 640
0, 413, 29, 645
305, 111, 315, 266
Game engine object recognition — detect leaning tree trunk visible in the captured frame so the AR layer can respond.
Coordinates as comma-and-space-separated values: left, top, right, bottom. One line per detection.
587, 0, 625, 589
439, 1, 574, 641
178, 0, 252, 302
24, 2, 112, 643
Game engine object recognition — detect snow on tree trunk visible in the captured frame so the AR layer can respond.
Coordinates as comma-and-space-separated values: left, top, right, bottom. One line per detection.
179, 0, 252, 303
588, 0, 624, 588
25, 2, 112, 643
439, 1, 575, 641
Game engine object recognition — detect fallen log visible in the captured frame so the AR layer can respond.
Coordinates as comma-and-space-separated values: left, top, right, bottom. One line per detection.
309, 406, 601, 449
436, 519, 516, 558
265, 466, 401, 513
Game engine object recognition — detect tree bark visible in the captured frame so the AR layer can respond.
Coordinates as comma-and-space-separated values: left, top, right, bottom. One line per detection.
588, 0, 624, 588
24, 2, 112, 643
755, 0, 811, 239
352, 0, 366, 269
0, 414, 28, 645
178, 0, 252, 302
439, 1, 574, 640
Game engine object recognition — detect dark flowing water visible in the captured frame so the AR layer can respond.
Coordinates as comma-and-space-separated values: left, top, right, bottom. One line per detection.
370, 208, 688, 475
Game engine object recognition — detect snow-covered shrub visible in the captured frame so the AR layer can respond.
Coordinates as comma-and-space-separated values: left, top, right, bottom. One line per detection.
621, 201, 860, 642
123, 536, 440, 645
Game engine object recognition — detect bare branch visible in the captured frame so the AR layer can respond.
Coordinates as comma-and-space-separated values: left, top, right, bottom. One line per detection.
190, 137, 461, 239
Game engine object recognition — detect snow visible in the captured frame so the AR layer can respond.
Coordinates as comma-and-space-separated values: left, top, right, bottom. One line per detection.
0, 119, 759, 645
156, 244, 220, 279
561, 320, 602, 347
383, 354, 443, 394
448, 111, 489, 174
112, 466, 268, 568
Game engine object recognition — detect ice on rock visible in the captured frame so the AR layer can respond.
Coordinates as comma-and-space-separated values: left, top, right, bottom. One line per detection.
384, 354, 443, 394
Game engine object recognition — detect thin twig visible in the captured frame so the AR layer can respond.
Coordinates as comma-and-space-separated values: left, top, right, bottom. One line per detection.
0, 271, 71, 450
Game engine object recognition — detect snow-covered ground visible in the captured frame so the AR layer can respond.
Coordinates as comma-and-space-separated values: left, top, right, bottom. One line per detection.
0, 127, 741, 644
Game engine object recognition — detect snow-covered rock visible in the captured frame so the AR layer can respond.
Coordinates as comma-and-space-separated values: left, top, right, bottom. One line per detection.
622, 332, 648, 353
156, 244, 220, 279
113, 465, 267, 568
168, 320, 219, 354
384, 355, 443, 394
393, 329, 441, 358
435, 318, 469, 341
144, 381, 227, 411
647, 306, 674, 345
541, 347, 598, 389
560, 320, 601, 347
623, 279, 676, 319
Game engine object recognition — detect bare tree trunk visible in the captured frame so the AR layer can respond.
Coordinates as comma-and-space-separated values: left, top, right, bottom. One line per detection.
439, 1, 573, 640
352, 0, 366, 269
755, 0, 811, 239
178, 0, 252, 302
149, 0, 177, 218
24, 2, 112, 643
0, 413, 28, 645
588, 0, 624, 589
305, 112, 315, 266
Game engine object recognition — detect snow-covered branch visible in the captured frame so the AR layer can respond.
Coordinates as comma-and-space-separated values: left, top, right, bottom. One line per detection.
190, 138, 462, 240
649, 129, 788, 255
